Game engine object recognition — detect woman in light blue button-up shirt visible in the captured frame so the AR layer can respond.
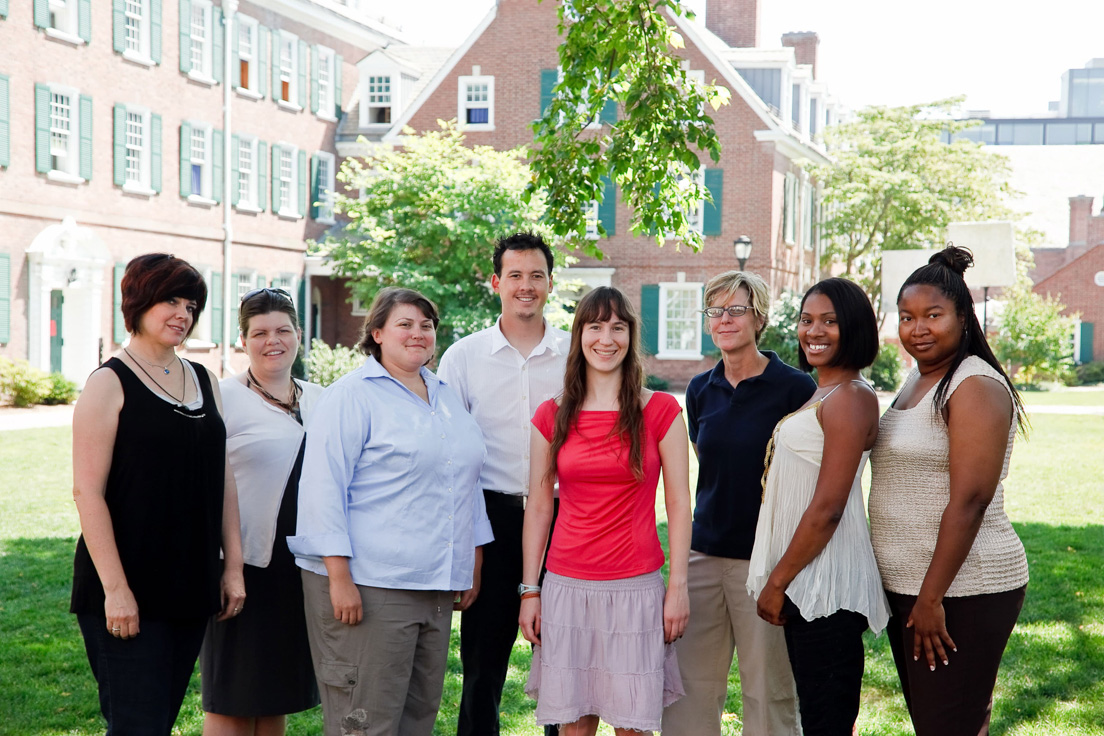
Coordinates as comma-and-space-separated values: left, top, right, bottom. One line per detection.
289, 288, 493, 736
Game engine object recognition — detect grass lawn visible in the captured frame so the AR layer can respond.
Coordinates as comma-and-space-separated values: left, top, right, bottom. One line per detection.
1019, 386, 1104, 407
1, 414, 1102, 735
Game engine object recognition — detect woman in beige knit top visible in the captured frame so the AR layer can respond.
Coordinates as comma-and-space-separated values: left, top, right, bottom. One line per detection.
869, 246, 1028, 736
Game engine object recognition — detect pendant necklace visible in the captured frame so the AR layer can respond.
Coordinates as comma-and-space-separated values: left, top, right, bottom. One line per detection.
247, 368, 300, 414
128, 348, 175, 375
125, 348, 185, 404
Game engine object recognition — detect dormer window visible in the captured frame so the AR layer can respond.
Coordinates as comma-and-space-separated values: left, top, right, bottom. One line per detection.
458, 74, 494, 130
367, 76, 391, 123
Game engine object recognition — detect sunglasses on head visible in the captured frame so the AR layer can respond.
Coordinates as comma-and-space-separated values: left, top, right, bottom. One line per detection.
240, 287, 293, 305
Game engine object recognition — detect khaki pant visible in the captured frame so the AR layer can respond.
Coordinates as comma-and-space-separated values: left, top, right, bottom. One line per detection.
301, 570, 453, 736
661, 553, 801, 736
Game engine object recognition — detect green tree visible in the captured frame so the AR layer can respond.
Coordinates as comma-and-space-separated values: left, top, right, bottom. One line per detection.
995, 280, 1076, 387
319, 122, 552, 349
758, 291, 803, 369
527, 0, 731, 256
809, 98, 1014, 313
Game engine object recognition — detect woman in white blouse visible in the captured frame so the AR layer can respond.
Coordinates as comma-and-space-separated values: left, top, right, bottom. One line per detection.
200, 287, 322, 736
747, 278, 889, 736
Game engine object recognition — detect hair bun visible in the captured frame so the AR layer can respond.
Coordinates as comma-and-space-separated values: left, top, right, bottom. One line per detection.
928, 244, 974, 277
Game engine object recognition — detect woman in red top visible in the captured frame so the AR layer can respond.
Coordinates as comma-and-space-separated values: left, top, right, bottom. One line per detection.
519, 286, 692, 736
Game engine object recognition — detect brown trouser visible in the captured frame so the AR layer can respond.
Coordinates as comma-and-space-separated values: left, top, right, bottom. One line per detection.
301, 570, 453, 736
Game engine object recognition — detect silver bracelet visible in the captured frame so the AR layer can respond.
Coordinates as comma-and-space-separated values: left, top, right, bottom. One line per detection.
518, 583, 542, 597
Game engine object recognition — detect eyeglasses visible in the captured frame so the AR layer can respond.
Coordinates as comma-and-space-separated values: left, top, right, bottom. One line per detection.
240, 287, 293, 305
702, 305, 752, 319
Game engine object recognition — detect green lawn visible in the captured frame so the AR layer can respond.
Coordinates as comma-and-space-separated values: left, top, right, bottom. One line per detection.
1, 415, 1102, 735
1019, 386, 1104, 407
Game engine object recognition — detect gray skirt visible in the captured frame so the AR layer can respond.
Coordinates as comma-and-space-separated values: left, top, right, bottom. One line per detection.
525, 570, 685, 731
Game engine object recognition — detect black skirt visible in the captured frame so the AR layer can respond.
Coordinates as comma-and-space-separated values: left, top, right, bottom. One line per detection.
200, 442, 319, 716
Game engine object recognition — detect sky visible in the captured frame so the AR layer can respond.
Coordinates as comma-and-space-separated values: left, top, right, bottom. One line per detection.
368, 0, 1104, 118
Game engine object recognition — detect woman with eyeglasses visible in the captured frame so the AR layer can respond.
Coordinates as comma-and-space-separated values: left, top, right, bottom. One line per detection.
200, 287, 322, 736
663, 271, 815, 736
71, 254, 245, 735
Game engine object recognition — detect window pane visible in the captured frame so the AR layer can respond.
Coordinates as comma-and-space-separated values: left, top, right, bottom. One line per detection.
50, 93, 71, 157
1012, 123, 1044, 145
279, 149, 293, 210
238, 141, 253, 203
664, 289, 699, 353
367, 76, 390, 104
125, 0, 142, 53
191, 164, 203, 194
239, 23, 253, 58
125, 112, 143, 183
466, 107, 489, 124
190, 6, 206, 72
1046, 123, 1076, 145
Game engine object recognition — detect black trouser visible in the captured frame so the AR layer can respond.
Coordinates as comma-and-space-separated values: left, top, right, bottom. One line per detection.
781, 597, 869, 736
458, 490, 557, 736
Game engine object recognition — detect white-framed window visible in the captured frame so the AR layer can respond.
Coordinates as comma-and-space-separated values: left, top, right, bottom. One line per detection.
47, 85, 81, 179
236, 16, 259, 93
664, 167, 705, 239
584, 199, 600, 240
458, 75, 494, 130
366, 75, 391, 123
46, 0, 82, 42
123, 106, 152, 191
276, 144, 299, 216
277, 31, 299, 106
783, 172, 797, 245
658, 282, 703, 360
188, 123, 214, 201
123, 0, 151, 62
236, 135, 259, 210
316, 46, 336, 119
187, 0, 214, 80
314, 151, 336, 223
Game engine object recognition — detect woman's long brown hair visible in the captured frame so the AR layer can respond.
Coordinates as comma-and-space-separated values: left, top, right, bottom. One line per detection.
548, 287, 646, 483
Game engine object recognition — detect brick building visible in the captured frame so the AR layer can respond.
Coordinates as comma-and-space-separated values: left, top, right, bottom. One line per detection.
1031, 195, 1104, 363
331, 0, 837, 385
0, 0, 403, 385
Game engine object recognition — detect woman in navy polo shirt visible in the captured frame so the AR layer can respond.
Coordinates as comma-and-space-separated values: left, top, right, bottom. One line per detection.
662, 271, 816, 736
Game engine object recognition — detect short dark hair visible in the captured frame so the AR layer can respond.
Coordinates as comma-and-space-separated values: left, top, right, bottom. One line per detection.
356, 288, 440, 361
797, 277, 878, 372
238, 288, 299, 338
121, 253, 207, 338
492, 232, 554, 277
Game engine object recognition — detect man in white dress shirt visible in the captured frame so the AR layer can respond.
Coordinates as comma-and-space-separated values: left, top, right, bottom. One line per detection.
438, 232, 570, 736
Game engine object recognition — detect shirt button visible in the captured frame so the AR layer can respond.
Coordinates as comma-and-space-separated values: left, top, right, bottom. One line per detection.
431, 411, 436, 416
448, 514, 453, 520
447, 542, 452, 547
522, 395, 527, 401
448, 487, 453, 493
441, 433, 446, 439
447, 460, 452, 465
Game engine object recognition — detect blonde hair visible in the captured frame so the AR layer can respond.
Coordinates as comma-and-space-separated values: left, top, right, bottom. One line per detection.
703, 271, 770, 342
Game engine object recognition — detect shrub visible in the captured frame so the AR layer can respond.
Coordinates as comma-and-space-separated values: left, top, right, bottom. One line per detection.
1073, 361, 1104, 386
306, 340, 364, 387
0, 358, 52, 408
644, 374, 669, 391
758, 290, 802, 368
866, 342, 904, 392
41, 372, 79, 405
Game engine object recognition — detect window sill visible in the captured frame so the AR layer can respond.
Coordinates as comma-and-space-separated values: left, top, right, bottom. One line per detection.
277, 210, 303, 221
655, 352, 705, 361
315, 112, 338, 123
122, 182, 157, 197
187, 70, 217, 86
45, 28, 86, 46
459, 123, 495, 132
188, 194, 218, 207
234, 203, 263, 214
122, 50, 156, 67
277, 100, 303, 112
46, 170, 86, 185
315, 215, 336, 225
236, 87, 264, 100
184, 338, 217, 350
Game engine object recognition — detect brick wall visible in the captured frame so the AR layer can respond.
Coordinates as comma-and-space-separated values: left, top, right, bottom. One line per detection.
1034, 246, 1104, 362
706, 0, 760, 49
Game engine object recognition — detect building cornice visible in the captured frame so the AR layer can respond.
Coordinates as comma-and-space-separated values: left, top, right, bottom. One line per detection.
243, 0, 408, 49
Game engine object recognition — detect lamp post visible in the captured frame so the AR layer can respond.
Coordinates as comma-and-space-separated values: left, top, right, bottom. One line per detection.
733, 236, 753, 271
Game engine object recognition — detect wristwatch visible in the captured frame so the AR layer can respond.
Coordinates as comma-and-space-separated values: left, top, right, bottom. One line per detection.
518, 583, 541, 597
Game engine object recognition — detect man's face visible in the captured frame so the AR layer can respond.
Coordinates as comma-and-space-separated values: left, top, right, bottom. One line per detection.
491, 248, 553, 322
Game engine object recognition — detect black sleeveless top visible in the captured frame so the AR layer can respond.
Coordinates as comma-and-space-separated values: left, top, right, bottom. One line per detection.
71, 358, 227, 620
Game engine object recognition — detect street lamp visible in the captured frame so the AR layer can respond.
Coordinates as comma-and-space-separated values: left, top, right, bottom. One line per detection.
733, 236, 753, 271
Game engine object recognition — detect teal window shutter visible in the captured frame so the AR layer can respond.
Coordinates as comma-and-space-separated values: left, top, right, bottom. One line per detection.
229, 273, 243, 343
78, 0, 91, 43
334, 54, 343, 117
150, 113, 162, 193
0, 75, 10, 169
211, 6, 222, 83
257, 140, 267, 211
79, 95, 93, 181
178, 0, 191, 72
113, 263, 127, 344
0, 253, 10, 345
34, 0, 49, 29
0, 0, 9, 20
310, 45, 319, 114
1079, 322, 1095, 364
700, 285, 716, 354
297, 39, 307, 109
231, 20, 241, 88
600, 98, 617, 125
230, 135, 240, 206
179, 121, 192, 197
297, 149, 307, 215
150, 0, 162, 64
212, 128, 223, 203
297, 277, 306, 333
310, 153, 319, 219
271, 31, 280, 101
703, 168, 723, 236
539, 69, 557, 118
35, 84, 51, 174
113, 0, 125, 54
113, 104, 126, 186
258, 27, 268, 97
598, 175, 616, 236
210, 271, 223, 344
270, 143, 280, 210
641, 285, 660, 355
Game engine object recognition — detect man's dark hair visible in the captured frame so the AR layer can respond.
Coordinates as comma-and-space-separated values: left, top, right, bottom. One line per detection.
492, 232, 554, 277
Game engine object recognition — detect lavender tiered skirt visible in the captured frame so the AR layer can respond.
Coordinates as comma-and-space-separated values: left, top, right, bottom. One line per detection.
525, 570, 685, 731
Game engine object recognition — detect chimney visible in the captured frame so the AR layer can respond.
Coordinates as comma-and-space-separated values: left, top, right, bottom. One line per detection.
706, 0, 760, 48
781, 31, 820, 79
1069, 195, 1093, 245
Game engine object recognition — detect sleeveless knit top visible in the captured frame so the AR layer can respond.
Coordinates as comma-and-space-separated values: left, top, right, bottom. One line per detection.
747, 384, 890, 633
868, 356, 1029, 597
71, 358, 227, 620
